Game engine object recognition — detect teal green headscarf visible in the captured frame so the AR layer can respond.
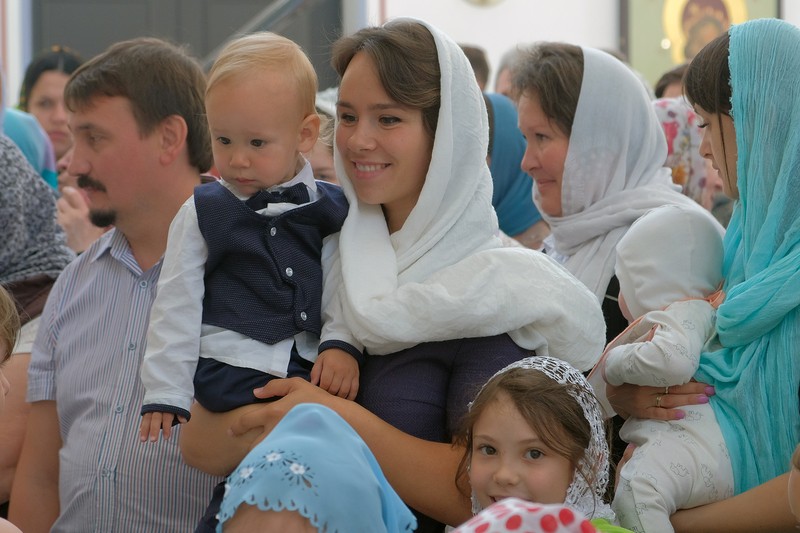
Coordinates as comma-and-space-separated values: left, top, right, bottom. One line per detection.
695, 18, 800, 494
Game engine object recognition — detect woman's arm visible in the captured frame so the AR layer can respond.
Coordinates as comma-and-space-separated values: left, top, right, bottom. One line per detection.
181, 378, 473, 527
180, 402, 265, 477
670, 473, 795, 532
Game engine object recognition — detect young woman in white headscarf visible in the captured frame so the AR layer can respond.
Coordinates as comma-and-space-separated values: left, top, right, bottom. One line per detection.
181, 19, 605, 533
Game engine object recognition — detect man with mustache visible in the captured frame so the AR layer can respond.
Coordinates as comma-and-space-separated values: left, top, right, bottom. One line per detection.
9, 38, 221, 532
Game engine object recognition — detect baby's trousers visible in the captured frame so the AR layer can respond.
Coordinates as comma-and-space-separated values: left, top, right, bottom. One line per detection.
613, 404, 734, 532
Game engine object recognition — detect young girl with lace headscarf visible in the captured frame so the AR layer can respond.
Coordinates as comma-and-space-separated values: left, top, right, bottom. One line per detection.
455, 356, 630, 533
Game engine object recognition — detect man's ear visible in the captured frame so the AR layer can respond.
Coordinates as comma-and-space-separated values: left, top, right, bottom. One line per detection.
297, 113, 321, 154
158, 115, 189, 166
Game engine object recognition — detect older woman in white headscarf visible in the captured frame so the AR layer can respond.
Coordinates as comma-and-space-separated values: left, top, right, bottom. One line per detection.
511, 44, 708, 343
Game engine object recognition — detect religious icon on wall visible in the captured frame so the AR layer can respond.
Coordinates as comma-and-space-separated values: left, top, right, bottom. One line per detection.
663, 0, 747, 63
620, 0, 779, 87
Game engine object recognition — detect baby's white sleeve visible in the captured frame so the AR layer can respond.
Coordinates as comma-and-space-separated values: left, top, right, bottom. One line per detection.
140, 197, 208, 413
603, 299, 716, 387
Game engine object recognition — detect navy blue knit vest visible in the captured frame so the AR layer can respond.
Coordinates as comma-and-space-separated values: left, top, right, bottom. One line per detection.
194, 181, 348, 344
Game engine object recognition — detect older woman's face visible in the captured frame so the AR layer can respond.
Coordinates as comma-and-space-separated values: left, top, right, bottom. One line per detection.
336, 52, 433, 232
517, 93, 569, 217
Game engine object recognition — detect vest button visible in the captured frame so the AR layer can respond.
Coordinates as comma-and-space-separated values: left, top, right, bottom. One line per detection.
270, 227, 277, 236
285, 267, 293, 277
300, 311, 308, 321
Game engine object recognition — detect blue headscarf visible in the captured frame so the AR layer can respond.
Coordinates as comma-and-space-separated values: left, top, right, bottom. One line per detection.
0, 58, 57, 188
3, 108, 58, 189
485, 93, 542, 236
694, 18, 800, 494
216, 403, 417, 533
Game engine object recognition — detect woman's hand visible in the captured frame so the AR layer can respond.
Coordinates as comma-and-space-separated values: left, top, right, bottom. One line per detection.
607, 381, 714, 420
229, 378, 336, 438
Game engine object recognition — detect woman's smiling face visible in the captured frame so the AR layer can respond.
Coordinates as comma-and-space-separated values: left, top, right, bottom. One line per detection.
336, 52, 434, 232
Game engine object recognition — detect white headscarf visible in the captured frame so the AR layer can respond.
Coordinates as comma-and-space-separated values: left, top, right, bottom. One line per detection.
322, 19, 605, 371
540, 47, 699, 301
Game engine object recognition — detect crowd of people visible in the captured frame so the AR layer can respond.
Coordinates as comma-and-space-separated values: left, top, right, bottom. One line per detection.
0, 12, 799, 533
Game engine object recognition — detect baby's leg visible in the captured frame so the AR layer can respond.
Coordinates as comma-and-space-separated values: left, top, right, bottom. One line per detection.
613, 405, 733, 532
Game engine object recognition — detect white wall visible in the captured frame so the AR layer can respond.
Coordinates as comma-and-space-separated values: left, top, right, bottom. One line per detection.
364, 0, 618, 91
5, 0, 800, 101
346, 0, 800, 92
2, 0, 32, 107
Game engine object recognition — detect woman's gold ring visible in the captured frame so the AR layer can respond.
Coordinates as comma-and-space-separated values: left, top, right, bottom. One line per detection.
665, 386, 670, 395
656, 393, 664, 408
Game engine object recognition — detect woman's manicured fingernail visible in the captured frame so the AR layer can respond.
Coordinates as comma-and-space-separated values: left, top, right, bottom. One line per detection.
705, 386, 716, 396
674, 410, 686, 420
697, 395, 710, 404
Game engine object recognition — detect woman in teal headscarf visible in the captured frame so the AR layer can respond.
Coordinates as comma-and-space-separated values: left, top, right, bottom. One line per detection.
687, 16, 800, 498
613, 18, 800, 532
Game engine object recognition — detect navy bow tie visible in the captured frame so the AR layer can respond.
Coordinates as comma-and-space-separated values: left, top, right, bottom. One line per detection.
245, 183, 310, 211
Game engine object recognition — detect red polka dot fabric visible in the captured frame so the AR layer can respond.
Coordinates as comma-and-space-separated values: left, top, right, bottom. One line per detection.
452, 498, 599, 533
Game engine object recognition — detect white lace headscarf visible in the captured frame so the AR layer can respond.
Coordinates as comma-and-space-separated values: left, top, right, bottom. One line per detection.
321, 19, 605, 371
539, 47, 700, 301
470, 356, 614, 522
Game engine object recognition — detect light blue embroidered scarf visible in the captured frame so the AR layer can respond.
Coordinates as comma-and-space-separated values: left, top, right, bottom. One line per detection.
216, 403, 417, 533
695, 18, 800, 494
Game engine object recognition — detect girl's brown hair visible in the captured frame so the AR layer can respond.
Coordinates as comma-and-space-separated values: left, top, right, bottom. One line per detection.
454, 367, 596, 498
0, 286, 21, 363
331, 20, 441, 139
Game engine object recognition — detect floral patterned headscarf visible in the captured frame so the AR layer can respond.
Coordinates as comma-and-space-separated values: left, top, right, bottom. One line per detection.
652, 97, 715, 210
216, 403, 417, 533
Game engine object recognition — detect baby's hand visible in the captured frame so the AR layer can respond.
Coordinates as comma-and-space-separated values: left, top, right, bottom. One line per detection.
310, 348, 360, 400
139, 411, 187, 442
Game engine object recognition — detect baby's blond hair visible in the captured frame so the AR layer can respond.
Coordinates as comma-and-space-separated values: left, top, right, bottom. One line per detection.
207, 32, 318, 118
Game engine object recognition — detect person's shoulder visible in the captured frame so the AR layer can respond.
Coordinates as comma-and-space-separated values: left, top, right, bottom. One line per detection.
308, 181, 349, 224
59, 229, 116, 276
316, 180, 345, 197
194, 178, 224, 195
